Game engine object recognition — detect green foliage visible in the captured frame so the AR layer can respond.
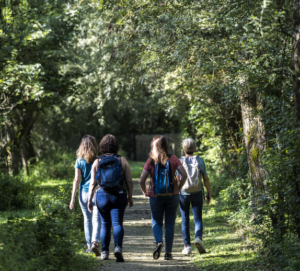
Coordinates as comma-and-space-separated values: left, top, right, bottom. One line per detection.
0, 175, 93, 270
31, 150, 75, 180
1, 0, 300, 269
219, 177, 251, 210
0, 173, 35, 210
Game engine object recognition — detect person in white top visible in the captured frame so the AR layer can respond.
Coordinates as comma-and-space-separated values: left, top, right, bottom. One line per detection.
176, 138, 211, 255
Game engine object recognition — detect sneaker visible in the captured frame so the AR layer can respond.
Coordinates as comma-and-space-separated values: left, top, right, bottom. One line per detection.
194, 237, 206, 254
114, 246, 124, 262
182, 245, 192, 255
86, 246, 92, 253
164, 252, 173, 260
153, 242, 163, 260
101, 250, 109, 260
91, 242, 101, 256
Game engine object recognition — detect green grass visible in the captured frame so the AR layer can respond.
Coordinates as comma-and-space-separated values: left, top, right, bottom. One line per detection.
128, 160, 145, 179
179, 200, 269, 271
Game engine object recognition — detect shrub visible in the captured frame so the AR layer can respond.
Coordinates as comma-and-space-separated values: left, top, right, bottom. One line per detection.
218, 176, 251, 210
0, 173, 36, 211
0, 185, 89, 271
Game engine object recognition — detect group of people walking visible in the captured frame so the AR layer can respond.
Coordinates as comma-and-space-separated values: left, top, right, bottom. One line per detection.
69, 134, 211, 262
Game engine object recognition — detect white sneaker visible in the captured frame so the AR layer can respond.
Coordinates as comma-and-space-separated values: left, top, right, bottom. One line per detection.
114, 246, 124, 262
182, 245, 192, 255
101, 251, 109, 260
194, 237, 206, 254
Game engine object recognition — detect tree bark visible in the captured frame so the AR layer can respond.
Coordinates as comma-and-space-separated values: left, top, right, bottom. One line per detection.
21, 134, 36, 175
5, 108, 36, 175
5, 123, 20, 175
292, 0, 300, 123
20, 113, 36, 175
241, 90, 267, 206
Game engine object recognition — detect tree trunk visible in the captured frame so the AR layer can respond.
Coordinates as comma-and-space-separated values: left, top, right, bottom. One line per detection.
20, 113, 36, 175
5, 108, 36, 175
5, 123, 20, 175
292, 0, 300, 123
21, 132, 36, 175
241, 90, 267, 206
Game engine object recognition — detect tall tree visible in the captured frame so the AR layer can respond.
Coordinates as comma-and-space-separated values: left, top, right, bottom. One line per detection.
0, 0, 78, 174
292, 0, 300, 123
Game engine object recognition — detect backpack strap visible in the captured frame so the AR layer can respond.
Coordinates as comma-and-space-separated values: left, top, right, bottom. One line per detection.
117, 155, 128, 192
195, 155, 205, 195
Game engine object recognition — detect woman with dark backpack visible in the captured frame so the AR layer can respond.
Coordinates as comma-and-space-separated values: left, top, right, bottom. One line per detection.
139, 135, 187, 260
87, 134, 133, 262
69, 135, 101, 256
177, 138, 211, 255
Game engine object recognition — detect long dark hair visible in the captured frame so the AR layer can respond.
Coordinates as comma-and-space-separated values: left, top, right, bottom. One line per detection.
149, 135, 170, 166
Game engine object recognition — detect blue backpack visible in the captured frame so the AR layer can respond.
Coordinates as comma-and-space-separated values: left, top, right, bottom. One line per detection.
96, 154, 124, 192
153, 158, 174, 196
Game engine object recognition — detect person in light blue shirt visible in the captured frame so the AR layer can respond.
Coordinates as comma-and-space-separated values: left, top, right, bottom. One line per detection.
69, 135, 101, 256
176, 138, 211, 256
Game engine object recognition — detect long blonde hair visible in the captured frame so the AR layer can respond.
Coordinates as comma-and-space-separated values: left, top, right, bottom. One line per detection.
150, 135, 170, 166
76, 135, 98, 163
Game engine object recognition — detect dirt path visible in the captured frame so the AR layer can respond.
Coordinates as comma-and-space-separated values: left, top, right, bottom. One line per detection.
97, 179, 198, 270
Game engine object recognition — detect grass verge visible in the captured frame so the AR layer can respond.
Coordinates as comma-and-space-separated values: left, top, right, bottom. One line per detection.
177, 200, 271, 271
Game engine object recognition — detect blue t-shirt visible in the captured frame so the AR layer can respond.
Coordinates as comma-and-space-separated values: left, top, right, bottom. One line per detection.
176, 156, 207, 195
75, 158, 94, 192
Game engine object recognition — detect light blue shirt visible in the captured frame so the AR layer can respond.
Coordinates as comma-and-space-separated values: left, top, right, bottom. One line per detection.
176, 156, 207, 195
75, 158, 94, 192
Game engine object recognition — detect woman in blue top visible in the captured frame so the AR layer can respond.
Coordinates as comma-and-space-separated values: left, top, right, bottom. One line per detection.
177, 138, 211, 255
69, 135, 101, 256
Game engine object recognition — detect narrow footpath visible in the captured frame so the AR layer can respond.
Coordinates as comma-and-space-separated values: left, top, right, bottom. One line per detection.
97, 179, 197, 270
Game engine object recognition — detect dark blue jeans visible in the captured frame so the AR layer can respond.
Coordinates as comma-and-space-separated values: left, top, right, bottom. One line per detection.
96, 189, 127, 251
179, 191, 203, 246
149, 194, 179, 253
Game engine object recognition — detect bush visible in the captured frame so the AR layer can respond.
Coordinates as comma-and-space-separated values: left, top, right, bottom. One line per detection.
0, 185, 90, 271
30, 151, 75, 180
218, 176, 251, 210
0, 173, 36, 211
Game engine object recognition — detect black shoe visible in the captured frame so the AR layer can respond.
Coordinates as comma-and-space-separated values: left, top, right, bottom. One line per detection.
164, 252, 173, 260
91, 242, 101, 256
153, 242, 163, 260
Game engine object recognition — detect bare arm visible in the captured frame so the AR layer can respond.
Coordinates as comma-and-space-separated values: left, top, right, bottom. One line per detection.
177, 165, 187, 191
139, 169, 150, 196
203, 174, 211, 204
87, 159, 98, 213
121, 157, 133, 208
69, 168, 81, 209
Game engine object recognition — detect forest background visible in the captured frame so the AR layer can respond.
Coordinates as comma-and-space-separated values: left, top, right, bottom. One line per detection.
1, 0, 300, 270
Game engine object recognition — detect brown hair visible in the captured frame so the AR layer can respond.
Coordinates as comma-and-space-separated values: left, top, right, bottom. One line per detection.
99, 134, 119, 154
76, 135, 98, 163
149, 135, 170, 166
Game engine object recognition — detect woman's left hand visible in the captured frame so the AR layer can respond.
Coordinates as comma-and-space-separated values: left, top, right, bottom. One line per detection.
88, 200, 93, 213
69, 199, 75, 210
127, 197, 133, 208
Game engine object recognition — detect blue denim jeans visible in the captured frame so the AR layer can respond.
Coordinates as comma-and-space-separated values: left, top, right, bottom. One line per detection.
179, 191, 203, 246
79, 191, 101, 247
96, 189, 127, 252
149, 194, 179, 253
